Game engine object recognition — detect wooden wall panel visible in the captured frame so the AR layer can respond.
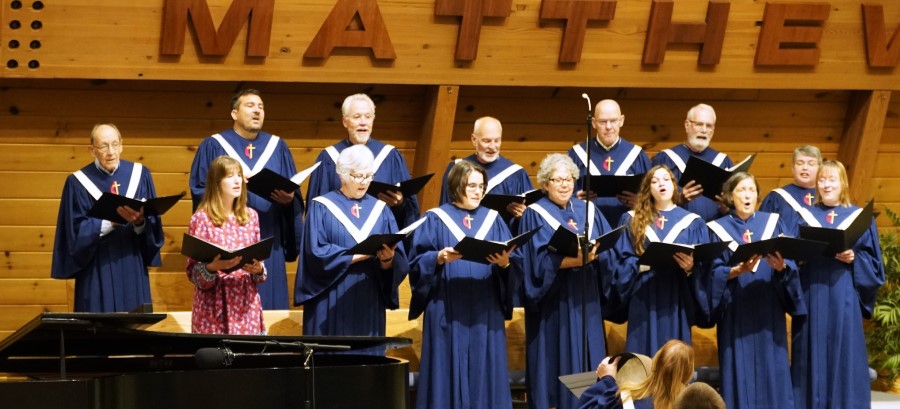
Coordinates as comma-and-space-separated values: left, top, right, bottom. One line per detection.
2, 1, 900, 89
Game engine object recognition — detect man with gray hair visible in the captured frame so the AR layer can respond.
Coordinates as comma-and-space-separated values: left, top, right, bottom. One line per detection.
759, 145, 822, 236
51, 124, 164, 312
652, 103, 733, 222
306, 93, 420, 229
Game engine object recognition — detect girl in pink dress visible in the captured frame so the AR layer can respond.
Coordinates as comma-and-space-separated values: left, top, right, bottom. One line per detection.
186, 156, 266, 335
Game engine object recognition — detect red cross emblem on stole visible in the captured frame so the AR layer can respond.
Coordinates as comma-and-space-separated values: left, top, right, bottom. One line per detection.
244, 143, 255, 159
463, 214, 474, 229
742, 228, 753, 243
656, 215, 668, 230
350, 203, 362, 219
110, 181, 120, 195
603, 156, 614, 172
567, 219, 578, 229
826, 210, 838, 225
804, 193, 815, 206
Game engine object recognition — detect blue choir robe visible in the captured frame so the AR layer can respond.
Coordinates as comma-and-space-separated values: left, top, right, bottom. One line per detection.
576, 376, 653, 409
51, 160, 163, 312
651, 144, 733, 222
759, 183, 817, 237
613, 207, 709, 356
306, 138, 421, 229
408, 204, 521, 409
568, 137, 651, 227
792, 204, 884, 409
438, 154, 534, 208
518, 196, 613, 409
294, 191, 409, 352
189, 129, 304, 309
703, 212, 806, 409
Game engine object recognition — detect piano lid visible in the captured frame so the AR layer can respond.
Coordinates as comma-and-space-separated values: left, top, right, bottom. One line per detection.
0, 313, 412, 375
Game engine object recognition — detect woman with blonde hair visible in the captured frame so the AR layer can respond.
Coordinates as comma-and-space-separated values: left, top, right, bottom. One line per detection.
577, 339, 695, 409
611, 165, 709, 356
186, 155, 266, 335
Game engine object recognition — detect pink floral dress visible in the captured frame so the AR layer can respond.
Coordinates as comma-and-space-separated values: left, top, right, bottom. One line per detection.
186, 209, 266, 335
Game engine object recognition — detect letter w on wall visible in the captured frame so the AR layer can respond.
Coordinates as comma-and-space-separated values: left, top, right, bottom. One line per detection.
160, 0, 274, 57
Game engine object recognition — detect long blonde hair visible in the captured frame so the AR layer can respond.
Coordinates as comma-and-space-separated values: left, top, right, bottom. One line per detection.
630, 166, 682, 254
197, 156, 251, 226
620, 340, 695, 409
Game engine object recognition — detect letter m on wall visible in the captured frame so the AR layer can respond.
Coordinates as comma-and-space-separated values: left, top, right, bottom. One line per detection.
160, 0, 274, 57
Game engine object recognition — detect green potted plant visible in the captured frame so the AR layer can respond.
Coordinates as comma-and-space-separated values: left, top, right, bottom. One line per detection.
867, 207, 900, 393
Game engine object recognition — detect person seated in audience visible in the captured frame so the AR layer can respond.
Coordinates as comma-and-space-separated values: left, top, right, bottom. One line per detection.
672, 383, 725, 409
759, 145, 821, 236
186, 156, 266, 335
577, 339, 695, 409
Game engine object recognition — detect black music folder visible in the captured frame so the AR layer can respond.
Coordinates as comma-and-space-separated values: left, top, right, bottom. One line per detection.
87, 191, 185, 224
637, 241, 731, 270
247, 162, 320, 200
480, 189, 546, 217
344, 217, 427, 255
454, 228, 540, 264
547, 225, 626, 258
367, 173, 434, 198
580, 174, 645, 197
729, 236, 828, 264
678, 154, 755, 199
181, 233, 274, 266
799, 200, 874, 255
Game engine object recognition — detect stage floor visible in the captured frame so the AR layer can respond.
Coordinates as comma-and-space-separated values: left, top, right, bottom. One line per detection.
874, 391, 900, 408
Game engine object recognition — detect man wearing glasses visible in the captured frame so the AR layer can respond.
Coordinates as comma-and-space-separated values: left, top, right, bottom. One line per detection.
652, 103, 733, 221
306, 93, 421, 229
568, 99, 651, 226
189, 89, 305, 310
51, 124, 164, 312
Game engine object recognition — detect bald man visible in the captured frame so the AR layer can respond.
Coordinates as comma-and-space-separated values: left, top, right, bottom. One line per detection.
568, 99, 651, 226
51, 124, 164, 312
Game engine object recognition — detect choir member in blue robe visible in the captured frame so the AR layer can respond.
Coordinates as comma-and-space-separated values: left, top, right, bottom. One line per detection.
294, 145, 409, 353
791, 160, 884, 409
408, 160, 520, 409
703, 172, 805, 409
568, 99, 651, 227
577, 340, 695, 409
51, 124, 163, 312
612, 165, 709, 356
306, 94, 420, 229
518, 153, 613, 409
759, 145, 821, 236
651, 104, 732, 222
189, 89, 304, 310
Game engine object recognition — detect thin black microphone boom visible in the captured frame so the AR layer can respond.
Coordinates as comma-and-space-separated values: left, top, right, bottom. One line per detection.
195, 347, 239, 369
579, 93, 593, 373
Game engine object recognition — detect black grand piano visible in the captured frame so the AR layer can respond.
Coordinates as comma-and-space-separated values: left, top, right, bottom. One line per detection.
0, 313, 411, 409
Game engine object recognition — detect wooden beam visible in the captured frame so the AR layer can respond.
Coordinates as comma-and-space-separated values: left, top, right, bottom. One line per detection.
837, 90, 891, 203
414, 85, 459, 212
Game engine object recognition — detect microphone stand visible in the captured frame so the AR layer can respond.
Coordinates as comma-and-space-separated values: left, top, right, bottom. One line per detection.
580, 94, 593, 373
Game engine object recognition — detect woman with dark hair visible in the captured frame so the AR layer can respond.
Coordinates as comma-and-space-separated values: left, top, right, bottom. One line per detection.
703, 171, 804, 409
408, 160, 520, 409
518, 153, 613, 409
612, 165, 709, 356
577, 339, 696, 409
792, 160, 884, 409
186, 155, 266, 335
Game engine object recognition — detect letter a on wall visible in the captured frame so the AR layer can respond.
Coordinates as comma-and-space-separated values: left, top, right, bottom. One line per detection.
304, 0, 397, 60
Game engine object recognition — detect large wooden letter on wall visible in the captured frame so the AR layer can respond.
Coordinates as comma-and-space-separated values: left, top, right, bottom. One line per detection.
755, 2, 830, 66
642, 1, 730, 65
862, 4, 900, 68
304, 0, 397, 60
435, 0, 513, 62
539, 0, 617, 64
160, 0, 274, 57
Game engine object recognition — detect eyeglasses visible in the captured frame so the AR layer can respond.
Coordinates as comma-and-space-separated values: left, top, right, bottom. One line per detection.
346, 114, 375, 122
348, 173, 375, 183
93, 142, 122, 153
594, 118, 621, 127
688, 120, 715, 130
465, 183, 486, 191
548, 177, 575, 186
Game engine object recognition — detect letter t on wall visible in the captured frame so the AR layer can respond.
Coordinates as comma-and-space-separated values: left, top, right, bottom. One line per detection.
539, 0, 617, 64
435, 0, 513, 62
642, 0, 730, 65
